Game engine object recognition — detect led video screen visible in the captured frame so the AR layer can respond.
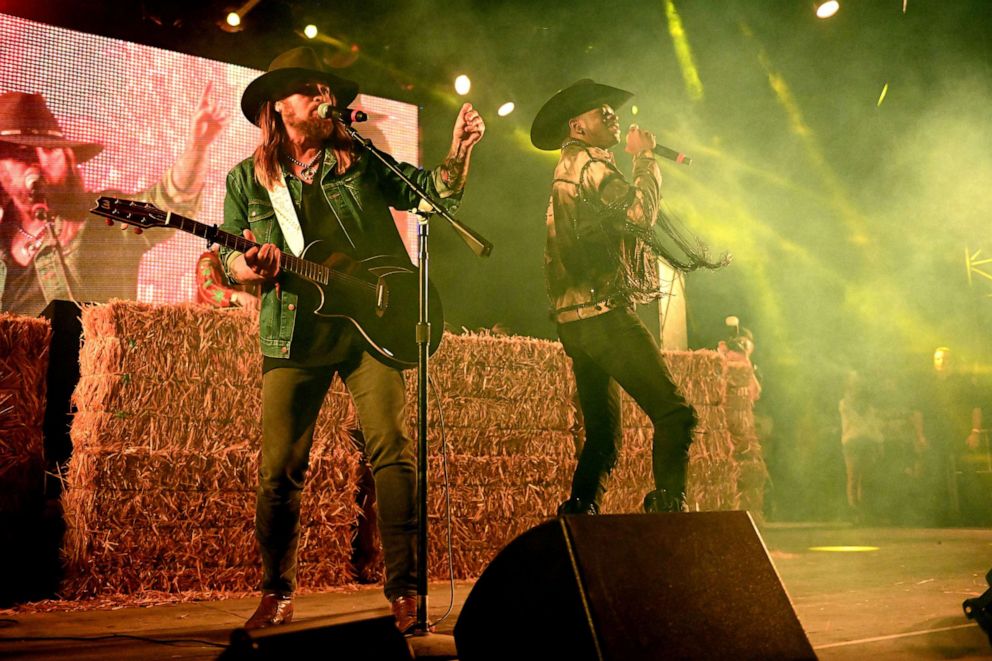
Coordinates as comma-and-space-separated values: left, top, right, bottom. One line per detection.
0, 13, 420, 315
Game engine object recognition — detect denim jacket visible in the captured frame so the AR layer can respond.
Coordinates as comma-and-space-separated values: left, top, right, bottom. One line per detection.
544, 141, 662, 324
220, 147, 460, 359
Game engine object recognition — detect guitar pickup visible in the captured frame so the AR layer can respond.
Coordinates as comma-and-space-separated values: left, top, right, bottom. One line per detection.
375, 278, 389, 317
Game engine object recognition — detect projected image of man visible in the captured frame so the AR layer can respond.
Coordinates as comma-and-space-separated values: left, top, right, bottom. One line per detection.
0, 87, 226, 314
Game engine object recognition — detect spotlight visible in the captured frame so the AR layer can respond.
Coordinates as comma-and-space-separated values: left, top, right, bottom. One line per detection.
218, 0, 261, 33
631, 105, 639, 116
815, 1, 840, 18
497, 102, 515, 117
304, 24, 318, 39
454, 75, 471, 96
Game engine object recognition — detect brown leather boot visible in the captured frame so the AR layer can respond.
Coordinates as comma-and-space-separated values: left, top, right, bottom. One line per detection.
391, 595, 417, 634
391, 595, 435, 635
244, 593, 294, 630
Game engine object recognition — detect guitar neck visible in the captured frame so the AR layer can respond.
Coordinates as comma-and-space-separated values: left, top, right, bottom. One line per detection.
165, 212, 326, 283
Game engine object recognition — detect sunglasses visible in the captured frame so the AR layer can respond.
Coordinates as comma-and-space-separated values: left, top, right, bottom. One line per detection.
296, 82, 332, 98
0, 143, 36, 161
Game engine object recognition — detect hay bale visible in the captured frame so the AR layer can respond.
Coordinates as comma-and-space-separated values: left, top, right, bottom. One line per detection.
62, 301, 362, 599
0, 313, 51, 513
58, 302, 765, 600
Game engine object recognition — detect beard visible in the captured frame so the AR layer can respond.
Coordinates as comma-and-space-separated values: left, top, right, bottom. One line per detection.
281, 105, 334, 142
1, 164, 88, 222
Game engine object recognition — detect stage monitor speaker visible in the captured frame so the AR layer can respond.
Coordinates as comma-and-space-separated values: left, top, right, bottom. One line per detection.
454, 511, 815, 660
219, 615, 412, 660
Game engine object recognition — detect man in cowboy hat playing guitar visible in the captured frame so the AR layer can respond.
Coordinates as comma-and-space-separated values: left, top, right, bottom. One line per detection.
219, 47, 484, 633
530, 79, 696, 517
0, 88, 226, 314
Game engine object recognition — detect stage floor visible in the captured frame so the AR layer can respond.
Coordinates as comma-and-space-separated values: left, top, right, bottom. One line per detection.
1, 523, 989, 659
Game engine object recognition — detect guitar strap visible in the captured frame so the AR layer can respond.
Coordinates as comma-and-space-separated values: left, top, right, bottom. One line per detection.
267, 173, 305, 257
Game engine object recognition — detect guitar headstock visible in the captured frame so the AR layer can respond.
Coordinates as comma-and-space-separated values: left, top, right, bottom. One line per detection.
90, 197, 168, 232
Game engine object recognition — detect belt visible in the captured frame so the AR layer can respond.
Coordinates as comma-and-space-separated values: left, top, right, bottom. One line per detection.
554, 300, 619, 324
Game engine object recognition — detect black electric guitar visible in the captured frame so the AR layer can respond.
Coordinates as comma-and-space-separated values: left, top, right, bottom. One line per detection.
90, 196, 443, 370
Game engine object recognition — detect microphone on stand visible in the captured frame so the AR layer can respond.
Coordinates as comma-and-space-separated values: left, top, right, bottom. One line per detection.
317, 104, 368, 123
24, 168, 44, 201
652, 144, 692, 166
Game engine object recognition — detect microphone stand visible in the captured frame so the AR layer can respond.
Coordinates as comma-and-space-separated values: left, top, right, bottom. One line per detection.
343, 123, 492, 636
30, 187, 76, 303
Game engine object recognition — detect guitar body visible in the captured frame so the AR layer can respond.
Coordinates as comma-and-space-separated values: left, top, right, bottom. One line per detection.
295, 241, 443, 370
89, 197, 445, 371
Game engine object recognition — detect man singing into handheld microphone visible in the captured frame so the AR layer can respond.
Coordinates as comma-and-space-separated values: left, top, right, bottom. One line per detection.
530, 79, 696, 516
220, 47, 484, 633
0, 89, 225, 314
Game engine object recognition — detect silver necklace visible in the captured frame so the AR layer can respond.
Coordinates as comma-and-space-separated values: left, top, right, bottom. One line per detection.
17, 224, 54, 256
17, 218, 62, 257
285, 151, 322, 182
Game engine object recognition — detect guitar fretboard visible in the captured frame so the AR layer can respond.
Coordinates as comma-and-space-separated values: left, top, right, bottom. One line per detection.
165, 211, 330, 285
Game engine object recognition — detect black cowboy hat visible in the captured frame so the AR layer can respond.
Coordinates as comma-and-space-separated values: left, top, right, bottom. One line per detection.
530, 79, 633, 151
241, 47, 359, 126
0, 92, 104, 162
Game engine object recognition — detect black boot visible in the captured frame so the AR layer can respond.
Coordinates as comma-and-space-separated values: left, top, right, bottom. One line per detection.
643, 489, 687, 513
557, 496, 599, 515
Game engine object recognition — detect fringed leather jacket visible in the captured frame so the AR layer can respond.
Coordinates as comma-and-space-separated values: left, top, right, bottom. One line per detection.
544, 140, 662, 324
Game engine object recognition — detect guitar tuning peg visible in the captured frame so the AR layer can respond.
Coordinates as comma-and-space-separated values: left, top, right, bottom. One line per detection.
105, 219, 115, 226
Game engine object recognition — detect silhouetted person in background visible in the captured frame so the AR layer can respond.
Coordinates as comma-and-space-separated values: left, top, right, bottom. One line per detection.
911, 347, 984, 524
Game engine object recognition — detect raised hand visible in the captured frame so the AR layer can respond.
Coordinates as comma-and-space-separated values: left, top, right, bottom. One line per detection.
191, 81, 229, 148
452, 102, 486, 149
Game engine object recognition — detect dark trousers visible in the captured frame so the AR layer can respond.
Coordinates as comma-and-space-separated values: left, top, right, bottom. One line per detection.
257, 352, 416, 601
558, 308, 696, 507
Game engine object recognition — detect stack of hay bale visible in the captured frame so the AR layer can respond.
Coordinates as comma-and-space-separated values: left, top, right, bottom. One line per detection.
0, 313, 51, 513
725, 360, 767, 520
59, 303, 763, 598
62, 301, 362, 597
410, 333, 577, 579
0, 313, 52, 605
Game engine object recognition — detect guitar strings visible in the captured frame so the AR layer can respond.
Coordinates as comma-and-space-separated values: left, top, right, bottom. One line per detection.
97, 206, 380, 292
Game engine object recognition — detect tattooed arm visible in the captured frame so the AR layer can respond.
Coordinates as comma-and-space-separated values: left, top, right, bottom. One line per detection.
438, 102, 486, 193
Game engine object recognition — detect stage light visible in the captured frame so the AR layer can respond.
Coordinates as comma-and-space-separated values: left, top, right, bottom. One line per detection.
304, 24, 318, 39
497, 102, 515, 117
876, 82, 889, 107
219, 0, 261, 33
454, 75, 471, 96
815, 1, 840, 18
631, 105, 639, 116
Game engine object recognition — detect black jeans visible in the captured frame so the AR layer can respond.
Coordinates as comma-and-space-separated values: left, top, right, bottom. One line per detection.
558, 308, 696, 507
257, 351, 416, 601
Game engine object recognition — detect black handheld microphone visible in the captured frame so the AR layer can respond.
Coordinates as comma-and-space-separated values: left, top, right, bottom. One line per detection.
652, 144, 692, 166
317, 104, 368, 123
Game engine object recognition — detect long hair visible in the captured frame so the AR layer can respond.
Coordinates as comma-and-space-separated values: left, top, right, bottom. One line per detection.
252, 101, 287, 191
252, 99, 355, 191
